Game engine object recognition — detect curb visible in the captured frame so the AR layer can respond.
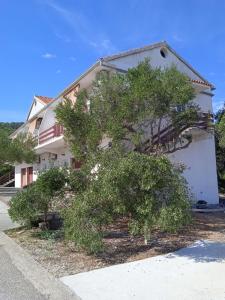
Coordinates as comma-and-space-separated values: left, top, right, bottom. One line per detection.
0, 232, 81, 300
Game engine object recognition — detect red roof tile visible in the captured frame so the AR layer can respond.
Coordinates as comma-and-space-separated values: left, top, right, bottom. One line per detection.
191, 79, 212, 87
35, 95, 54, 104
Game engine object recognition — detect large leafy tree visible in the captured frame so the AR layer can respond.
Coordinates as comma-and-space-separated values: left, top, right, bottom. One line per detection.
215, 106, 225, 191
0, 129, 36, 172
55, 61, 208, 252
56, 60, 208, 160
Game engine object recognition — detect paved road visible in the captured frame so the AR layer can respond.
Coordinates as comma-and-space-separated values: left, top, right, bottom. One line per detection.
0, 246, 46, 300
0, 198, 79, 300
0, 198, 46, 300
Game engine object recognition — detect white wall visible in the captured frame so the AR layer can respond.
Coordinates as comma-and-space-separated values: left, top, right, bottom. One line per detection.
15, 163, 38, 188
108, 47, 202, 81
169, 134, 219, 204
28, 100, 44, 120
108, 47, 219, 204
38, 101, 58, 133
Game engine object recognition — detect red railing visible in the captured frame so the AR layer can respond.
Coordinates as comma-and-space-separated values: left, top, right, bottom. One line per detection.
0, 170, 15, 186
39, 124, 64, 145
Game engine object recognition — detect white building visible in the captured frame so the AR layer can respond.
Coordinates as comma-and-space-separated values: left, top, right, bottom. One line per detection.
10, 42, 219, 204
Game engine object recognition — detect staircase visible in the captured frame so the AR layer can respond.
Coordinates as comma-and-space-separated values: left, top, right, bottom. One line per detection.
0, 170, 15, 187
0, 187, 21, 197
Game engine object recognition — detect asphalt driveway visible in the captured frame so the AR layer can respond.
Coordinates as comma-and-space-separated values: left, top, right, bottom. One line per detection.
0, 198, 80, 300
61, 240, 225, 300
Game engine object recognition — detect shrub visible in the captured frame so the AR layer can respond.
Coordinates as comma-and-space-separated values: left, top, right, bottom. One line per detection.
9, 185, 40, 226
66, 169, 87, 193
63, 151, 192, 252
62, 194, 104, 254
9, 168, 67, 226
36, 167, 66, 198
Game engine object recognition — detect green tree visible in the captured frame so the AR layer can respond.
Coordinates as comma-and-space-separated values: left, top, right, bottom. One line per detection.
9, 168, 67, 226
215, 105, 225, 192
55, 61, 202, 252
0, 130, 36, 169
56, 60, 204, 160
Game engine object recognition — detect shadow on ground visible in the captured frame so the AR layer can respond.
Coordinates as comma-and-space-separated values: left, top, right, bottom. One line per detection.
167, 240, 225, 263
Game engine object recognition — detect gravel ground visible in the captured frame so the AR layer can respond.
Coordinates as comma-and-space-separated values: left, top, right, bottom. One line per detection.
6, 212, 225, 278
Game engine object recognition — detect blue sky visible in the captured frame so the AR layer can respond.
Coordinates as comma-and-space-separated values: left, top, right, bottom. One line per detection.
1, 0, 225, 121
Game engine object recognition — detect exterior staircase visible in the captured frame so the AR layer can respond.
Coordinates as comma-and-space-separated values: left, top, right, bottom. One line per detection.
0, 187, 21, 197
0, 170, 15, 187
0, 170, 20, 204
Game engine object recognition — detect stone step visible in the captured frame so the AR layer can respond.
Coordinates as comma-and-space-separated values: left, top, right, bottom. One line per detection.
0, 187, 21, 197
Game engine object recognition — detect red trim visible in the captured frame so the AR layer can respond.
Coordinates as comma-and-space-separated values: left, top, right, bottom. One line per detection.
39, 124, 64, 145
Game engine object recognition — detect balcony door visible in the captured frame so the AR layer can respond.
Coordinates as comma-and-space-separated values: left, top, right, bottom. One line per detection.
21, 167, 33, 187
21, 168, 27, 187
27, 167, 33, 185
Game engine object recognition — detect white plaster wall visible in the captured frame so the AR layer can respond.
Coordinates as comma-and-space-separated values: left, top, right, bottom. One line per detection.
38, 102, 58, 133
28, 101, 44, 120
169, 134, 219, 204
37, 148, 73, 172
108, 47, 202, 81
15, 163, 38, 188
193, 93, 213, 113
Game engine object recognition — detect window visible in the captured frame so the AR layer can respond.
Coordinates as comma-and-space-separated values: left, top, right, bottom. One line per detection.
160, 48, 168, 58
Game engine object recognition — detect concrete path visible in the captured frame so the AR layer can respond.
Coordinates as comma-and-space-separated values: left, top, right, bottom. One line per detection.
0, 198, 80, 300
0, 198, 19, 231
61, 240, 225, 300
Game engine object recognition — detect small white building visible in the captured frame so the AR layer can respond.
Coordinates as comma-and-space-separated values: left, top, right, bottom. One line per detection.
11, 42, 219, 204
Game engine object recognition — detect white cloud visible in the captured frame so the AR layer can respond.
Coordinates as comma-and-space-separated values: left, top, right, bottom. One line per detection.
42, 52, 56, 59
45, 1, 116, 55
172, 34, 184, 43
90, 39, 117, 54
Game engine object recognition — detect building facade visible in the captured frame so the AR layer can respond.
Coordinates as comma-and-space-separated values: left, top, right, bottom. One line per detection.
11, 42, 219, 204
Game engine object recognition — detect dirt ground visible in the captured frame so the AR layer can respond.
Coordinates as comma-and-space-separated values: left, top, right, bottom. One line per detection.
6, 212, 225, 278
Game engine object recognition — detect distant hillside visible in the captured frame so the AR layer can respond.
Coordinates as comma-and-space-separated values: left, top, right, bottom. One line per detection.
0, 122, 23, 134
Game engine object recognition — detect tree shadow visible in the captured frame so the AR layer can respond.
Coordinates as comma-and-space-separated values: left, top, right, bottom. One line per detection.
167, 240, 225, 263
96, 213, 225, 265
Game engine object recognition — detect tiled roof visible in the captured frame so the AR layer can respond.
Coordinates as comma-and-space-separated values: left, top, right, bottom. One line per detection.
35, 95, 54, 104
191, 79, 212, 87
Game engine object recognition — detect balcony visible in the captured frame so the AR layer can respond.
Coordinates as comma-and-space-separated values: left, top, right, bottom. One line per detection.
38, 124, 64, 145
35, 124, 64, 153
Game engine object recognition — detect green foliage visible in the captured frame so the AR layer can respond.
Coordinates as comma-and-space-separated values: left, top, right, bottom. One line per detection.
9, 168, 67, 225
63, 195, 104, 254
56, 61, 194, 253
32, 230, 62, 240
63, 151, 191, 252
36, 167, 66, 198
215, 105, 225, 191
56, 60, 197, 159
66, 169, 88, 193
0, 130, 36, 167
0, 122, 23, 134
8, 185, 41, 226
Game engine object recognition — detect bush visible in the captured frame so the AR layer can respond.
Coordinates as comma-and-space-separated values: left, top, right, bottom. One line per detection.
9, 168, 67, 226
63, 151, 192, 252
36, 167, 66, 198
66, 169, 87, 193
9, 185, 40, 226
63, 195, 104, 254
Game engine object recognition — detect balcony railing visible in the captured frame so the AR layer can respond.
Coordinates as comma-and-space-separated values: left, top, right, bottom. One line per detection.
38, 124, 64, 145
0, 170, 15, 186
